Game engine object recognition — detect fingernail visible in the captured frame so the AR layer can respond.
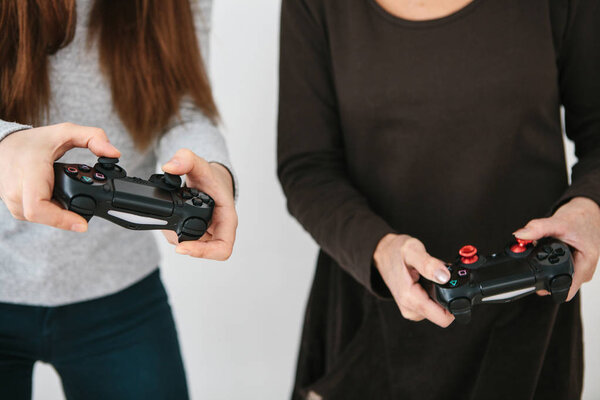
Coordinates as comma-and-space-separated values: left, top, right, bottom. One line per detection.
434, 268, 450, 284
176, 247, 190, 255
71, 224, 86, 232
513, 228, 529, 236
164, 158, 181, 169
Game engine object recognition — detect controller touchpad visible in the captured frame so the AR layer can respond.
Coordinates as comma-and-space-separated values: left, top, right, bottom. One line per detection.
475, 259, 535, 297
113, 180, 174, 217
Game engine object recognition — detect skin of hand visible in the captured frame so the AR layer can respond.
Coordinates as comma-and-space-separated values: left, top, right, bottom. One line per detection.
513, 196, 600, 301
374, 233, 455, 327
0, 123, 120, 232
161, 148, 237, 261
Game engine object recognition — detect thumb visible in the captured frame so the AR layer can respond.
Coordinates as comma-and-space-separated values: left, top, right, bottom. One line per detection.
513, 217, 566, 241
161, 149, 209, 178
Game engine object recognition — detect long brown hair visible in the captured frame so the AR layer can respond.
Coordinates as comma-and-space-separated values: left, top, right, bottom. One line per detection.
0, 0, 218, 150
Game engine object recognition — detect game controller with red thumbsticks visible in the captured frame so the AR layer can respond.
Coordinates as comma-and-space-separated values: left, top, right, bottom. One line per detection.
432, 237, 574, 324
52, 157, 214, 242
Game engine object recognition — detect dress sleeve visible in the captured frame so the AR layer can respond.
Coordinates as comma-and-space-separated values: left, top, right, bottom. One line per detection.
554, 0, 600, 208
277, 0, 394, 295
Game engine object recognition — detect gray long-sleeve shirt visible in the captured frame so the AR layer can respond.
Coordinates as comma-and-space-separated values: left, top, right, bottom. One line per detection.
0, 0, 233, 306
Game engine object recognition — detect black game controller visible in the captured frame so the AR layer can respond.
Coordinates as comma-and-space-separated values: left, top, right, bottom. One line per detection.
53, 157, 214, 242
432, 238, 574, 324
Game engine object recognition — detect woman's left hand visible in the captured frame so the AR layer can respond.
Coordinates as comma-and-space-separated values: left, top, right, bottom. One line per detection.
161, 148, 237, 261
513, 197, 600, 301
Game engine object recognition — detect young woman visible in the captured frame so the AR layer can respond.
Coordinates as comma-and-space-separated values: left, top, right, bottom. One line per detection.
278, 0, 600, 399
0, 0, 237, 398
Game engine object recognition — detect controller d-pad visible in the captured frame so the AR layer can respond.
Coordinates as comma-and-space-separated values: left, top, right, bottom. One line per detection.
536, 252, 549, 261
190, 188, 199, 197
182, 190, 193, 200
554, 247, 565, 256
192, 198, 203, 207
548, 255, 560, 264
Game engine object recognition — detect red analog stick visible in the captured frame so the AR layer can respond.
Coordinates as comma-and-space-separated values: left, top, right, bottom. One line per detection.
459, 245, 479, 264
511, 238, 533, 254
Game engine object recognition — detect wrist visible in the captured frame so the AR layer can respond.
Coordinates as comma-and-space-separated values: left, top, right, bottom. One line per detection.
209, 162, 235, 199
374, 233, 408, 270
568, 196, 600, 213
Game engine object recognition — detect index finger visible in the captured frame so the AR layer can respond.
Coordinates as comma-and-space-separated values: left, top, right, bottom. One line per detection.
408, 283, 455, 328
54, 123, 121, 160
21, 167, 88, 231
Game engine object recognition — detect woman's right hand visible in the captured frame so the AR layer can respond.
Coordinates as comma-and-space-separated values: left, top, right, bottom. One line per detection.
374, 233, 455, 327
0, 122, 120, 232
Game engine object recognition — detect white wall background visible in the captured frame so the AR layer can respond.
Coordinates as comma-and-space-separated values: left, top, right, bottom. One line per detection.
32, 0, 600, 399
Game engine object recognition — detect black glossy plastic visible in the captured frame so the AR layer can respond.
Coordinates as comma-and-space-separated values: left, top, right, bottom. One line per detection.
53, 158, 214, 242
433, 238, 574, 324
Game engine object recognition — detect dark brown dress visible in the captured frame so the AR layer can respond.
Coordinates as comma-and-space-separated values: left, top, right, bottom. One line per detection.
277, 0, 600, 398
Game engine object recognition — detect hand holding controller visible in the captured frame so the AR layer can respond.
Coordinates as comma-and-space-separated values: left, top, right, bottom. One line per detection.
53, 157, 214, 242
433, 237, 574, 324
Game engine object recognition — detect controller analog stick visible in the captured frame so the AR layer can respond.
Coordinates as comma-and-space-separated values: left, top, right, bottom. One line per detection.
163, 173, 182, 188
510, 238, 532, 254
98, 157, 119, 170
459, 245, 479, 264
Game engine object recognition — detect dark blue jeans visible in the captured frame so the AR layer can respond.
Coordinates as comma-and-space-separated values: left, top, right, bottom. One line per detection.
0, 270, 189, 400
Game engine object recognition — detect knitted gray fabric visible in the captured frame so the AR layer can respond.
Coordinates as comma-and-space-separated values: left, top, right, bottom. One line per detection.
0, 0, 234, 306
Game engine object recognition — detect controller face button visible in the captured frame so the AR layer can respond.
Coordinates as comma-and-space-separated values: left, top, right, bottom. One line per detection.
458, 269, 468, 277
80, 176, 93, 185
79, 164, 91, 172
65, 166, 78, 176
449, 280, 458, 287
189, 188, 199, 197
536, 252, 549, 261
192, 198, 203, 207
94, 172, 106, 181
